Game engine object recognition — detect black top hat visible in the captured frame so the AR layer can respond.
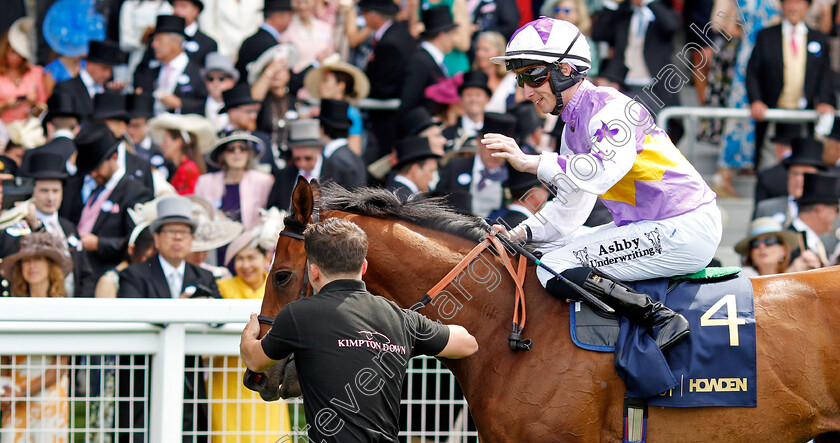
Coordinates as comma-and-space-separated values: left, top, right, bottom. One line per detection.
506, 163, 541, 192
796, 173, 840, 206
318, 99, 352, 130
74, 123, 121, 175
45, 92, 80, 122
598, 58, 628, 88
92, 92, 129, 122
127, 93, 155, 120
783, 137, 826, 170
168, 0, 204, 11
220, 83, 259, 114
458, 70, 491, 96
482, 112, 517, 138
19, 151, 68, 180
400, 107, 439, 137
420, 5, 458, 38
87, 40, 127, 66
512, 101, 541, 141
152, 15, 186, 36
264, 0, 293, 12
394, 136, 440, 170
287, 119, 324, 148
358, 0, 399, 14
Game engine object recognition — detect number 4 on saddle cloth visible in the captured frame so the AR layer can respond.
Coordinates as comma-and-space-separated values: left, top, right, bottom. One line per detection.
571, 267, 757, 408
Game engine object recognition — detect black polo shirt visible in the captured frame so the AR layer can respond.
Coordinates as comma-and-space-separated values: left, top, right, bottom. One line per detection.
262, 279, 450, 442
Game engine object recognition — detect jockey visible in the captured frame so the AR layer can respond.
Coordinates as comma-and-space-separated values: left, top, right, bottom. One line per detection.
484, 18, 722, 351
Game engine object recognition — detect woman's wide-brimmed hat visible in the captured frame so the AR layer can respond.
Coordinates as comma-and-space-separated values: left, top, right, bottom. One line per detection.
246, 44, 299, 86
734, 217, 799, 256
149, 113, 217, 154
303, 54, 370, 104
189, 196, 244, 253
1, 232, 73, 278
208, 130, 265, 167
224, 207, 286, 265
8, 17, 35, 63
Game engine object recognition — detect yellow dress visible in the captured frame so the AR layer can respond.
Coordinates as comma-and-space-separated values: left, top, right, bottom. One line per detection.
0, 355, 69, 443
208, 275, 291, 442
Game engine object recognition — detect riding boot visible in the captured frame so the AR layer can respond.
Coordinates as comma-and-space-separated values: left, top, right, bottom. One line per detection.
546, 267, 690, 351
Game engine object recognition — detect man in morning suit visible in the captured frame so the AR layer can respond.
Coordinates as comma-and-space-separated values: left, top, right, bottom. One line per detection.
20, 92, 80, 165
59, 123, 153, 279
235, 0, 294, 83
753, 137, 826, 225
386, 136, 441, 201
0, 152, 95, 298
118, 196, 219, 442
267, 119, 328, 211
136, 0, 219, 69
319, 99, 367, 189
53, 40, 126, 122
133, 15, 208, 115
746, 0, 835, 168
361, 0, 417, 163
399, 5, 458, 113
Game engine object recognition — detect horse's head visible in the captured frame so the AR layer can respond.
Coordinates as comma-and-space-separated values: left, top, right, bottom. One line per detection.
243, 177, 319, 401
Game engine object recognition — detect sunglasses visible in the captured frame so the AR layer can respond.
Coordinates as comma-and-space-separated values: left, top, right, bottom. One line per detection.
224, 143, 250, 153
516, 65, 551, 88
206, 75, 231, 82
749, 236, 782, 249
555, 6, 574, 14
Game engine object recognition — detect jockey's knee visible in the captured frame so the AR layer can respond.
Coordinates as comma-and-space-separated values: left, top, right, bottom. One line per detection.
545, 267, 593, 299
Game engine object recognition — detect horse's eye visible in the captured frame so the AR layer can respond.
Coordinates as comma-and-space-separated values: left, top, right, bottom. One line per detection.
273, 271, 292, 288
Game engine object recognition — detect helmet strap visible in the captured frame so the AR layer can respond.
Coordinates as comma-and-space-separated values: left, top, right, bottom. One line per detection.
547, 63, 584, 115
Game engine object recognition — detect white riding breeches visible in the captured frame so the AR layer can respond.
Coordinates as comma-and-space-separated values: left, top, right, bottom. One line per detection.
534, 201, 723, 287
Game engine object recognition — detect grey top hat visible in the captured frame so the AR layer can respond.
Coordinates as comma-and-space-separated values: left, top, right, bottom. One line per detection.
149, 196, 198, 234
202, 52, 239, 83
287, 119, 324, 148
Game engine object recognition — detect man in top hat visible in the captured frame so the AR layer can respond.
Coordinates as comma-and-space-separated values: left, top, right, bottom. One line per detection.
125, 93, 162, 163
133, 15, 208, 115
754, 134, 798, 204
0, 151, 96, 298
386, 136, 442, 201
399, 106, 448, 154
203, 52, 238, 131
399, 5, 458, 113
361, 0, 417, 164
318, 99, 367, 189
789, 173, 840, 267
53, 40, 127, 122
754, 137, 827, 225
60, 123, 153, 278
437, 112, 514, 216
170, 0, 217, 66
118, 196, 218, 439
20, 92, 81, 167
268, 119, 328, 210
443, 70, 491, 144
236, 0, 295, 83
220, 83, 274, 171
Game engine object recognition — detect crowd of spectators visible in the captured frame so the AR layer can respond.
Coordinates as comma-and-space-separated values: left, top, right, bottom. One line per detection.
2, 0, 840, 437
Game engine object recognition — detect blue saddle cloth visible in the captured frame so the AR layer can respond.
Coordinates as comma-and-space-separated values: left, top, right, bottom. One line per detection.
571, 274, 757, 407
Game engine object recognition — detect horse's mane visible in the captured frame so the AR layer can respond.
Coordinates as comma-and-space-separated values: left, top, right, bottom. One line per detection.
284, 183, 489, 242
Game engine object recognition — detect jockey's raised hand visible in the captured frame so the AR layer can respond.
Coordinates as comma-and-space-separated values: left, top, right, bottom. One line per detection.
482, 133, 540, 174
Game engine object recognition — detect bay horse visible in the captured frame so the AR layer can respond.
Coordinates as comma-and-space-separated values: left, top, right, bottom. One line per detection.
250, 178, 840, 442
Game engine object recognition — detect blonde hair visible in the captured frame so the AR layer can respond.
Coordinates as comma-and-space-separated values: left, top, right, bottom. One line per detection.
473, 31, 508, 79
543, 0, 592, 35
10, 258, 67, 298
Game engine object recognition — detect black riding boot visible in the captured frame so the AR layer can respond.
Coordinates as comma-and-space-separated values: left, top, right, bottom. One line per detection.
547, 267, 690, 351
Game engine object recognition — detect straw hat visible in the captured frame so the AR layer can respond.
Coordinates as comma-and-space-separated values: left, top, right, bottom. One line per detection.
188, 196, 243, 253
0, 232, 73, 278
734, 217, 799, 256
8, 17, 35, 63
303, 54, 370, 105
149, 113, 217, 154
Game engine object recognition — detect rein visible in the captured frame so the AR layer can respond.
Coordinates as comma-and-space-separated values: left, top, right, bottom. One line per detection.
257, 229, 313, 327
413, 232, 533, 351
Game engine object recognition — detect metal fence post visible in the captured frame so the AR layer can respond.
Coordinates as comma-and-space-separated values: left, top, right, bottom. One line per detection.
150, 323, 186, 442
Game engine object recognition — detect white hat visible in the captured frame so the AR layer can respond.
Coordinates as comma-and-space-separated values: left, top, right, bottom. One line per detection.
8, 17, 35, 63
5, 118, 45, 150
149, 113, 217, 154
490, 18, 590, 72
247, 44, 299, 86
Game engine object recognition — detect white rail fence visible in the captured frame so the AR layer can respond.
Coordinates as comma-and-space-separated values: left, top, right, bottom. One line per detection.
0, 298, 475, 442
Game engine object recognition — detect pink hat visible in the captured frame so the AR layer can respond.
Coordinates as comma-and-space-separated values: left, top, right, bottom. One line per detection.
424, 74, 464, 105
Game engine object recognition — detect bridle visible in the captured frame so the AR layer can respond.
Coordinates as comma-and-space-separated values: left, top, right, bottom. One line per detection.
256, 229, 313, 327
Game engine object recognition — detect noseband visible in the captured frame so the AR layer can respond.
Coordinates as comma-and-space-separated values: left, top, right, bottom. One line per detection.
257, 229, 312, 327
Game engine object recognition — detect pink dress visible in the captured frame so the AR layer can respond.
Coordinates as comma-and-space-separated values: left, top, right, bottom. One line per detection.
0, 66, 47, 123
283, 15, 334, 73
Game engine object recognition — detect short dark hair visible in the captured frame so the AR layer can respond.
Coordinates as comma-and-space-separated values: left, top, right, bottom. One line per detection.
304, 218, 367, 275
49, 116, 79, 131
329, 70, 356, 100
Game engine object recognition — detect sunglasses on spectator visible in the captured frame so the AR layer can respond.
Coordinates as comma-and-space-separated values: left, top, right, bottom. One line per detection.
206, 75, 231, 82
516, 65, 551, 88
555, 6, 574, 14
224, 143, 250, 153
749, 236, 781, 249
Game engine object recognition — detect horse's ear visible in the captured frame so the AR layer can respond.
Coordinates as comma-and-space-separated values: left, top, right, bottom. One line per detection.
291, 176, 314, 225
